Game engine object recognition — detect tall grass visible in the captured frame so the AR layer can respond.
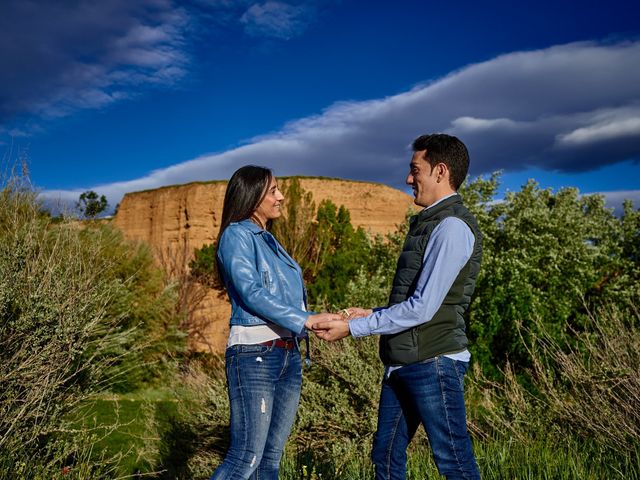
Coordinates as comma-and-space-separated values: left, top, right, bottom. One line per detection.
0, 180, 181, 478
469, 303, 640, 451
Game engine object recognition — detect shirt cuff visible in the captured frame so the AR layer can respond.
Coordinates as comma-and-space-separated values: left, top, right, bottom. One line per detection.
349, 316, 373, 338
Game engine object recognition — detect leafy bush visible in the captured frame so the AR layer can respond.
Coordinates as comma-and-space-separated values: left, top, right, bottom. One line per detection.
306, 201, 375, 307
460, 175, 639, 376
0, 181, 183, 478
270, 178, 377, 307
189, 242, 221, 289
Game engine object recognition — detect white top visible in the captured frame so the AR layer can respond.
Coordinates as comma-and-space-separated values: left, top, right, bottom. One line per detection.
227, 323, 294, 347
227, 300, 305, 347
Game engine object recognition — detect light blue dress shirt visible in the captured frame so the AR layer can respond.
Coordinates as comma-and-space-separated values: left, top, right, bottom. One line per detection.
349, 194, 474, 366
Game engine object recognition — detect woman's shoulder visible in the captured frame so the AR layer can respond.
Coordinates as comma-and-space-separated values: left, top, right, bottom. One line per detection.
223, 219, 261, 237
219, 220, 261, 249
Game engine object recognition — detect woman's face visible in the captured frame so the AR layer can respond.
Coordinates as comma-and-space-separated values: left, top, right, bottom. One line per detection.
253, 177, 284, 227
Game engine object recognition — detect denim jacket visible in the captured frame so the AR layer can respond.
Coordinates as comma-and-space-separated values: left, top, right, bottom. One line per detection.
216, 219, 309, 334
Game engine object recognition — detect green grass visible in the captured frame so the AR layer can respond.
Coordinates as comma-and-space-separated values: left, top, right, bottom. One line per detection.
278, 436, 640, 480
70, 388, 179, 477
474, 437, 639, 480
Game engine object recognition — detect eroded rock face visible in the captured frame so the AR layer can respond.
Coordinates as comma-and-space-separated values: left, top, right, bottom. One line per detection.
113, 177, 414, 353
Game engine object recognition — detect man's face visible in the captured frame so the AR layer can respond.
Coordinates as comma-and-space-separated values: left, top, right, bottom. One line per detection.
406, 150, 438, 207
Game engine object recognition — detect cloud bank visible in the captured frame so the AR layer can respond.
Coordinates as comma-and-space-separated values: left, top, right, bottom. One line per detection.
0, 0, 321, 134
0, 0, 190, 128
42, 40, 640, 210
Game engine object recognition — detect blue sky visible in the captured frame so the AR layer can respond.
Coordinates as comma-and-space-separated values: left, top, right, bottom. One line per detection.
1, 0, 639, 213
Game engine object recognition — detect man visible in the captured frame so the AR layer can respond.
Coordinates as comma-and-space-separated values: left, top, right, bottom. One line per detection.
314, 133, 482, 480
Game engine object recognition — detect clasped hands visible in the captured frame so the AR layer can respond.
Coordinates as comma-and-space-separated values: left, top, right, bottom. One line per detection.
303, 308, 372, 342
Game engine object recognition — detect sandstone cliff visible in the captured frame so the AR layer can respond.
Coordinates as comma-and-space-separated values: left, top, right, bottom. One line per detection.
113, 177, 414, 352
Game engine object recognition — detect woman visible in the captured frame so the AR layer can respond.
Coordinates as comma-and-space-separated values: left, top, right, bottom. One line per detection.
210, 165, 339, 480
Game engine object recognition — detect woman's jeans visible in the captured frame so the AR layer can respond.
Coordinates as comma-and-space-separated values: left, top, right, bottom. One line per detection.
372, 356, 480, 480
210, 342, 302, 480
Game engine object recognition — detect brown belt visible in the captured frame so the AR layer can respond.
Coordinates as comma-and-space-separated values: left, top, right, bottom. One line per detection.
259, 338, 296, 350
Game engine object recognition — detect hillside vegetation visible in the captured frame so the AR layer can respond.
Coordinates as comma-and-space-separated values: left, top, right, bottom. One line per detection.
1, 174, 639, 479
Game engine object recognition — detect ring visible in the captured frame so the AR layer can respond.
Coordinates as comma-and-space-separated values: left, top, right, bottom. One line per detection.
339, 309, 351, 318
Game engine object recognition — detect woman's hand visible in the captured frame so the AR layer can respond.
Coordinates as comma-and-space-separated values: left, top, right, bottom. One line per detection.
304, 312, 343, 330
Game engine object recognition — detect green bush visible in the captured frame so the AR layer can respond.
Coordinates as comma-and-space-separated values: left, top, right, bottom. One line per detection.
270, 178, 379, 308
460, 175, 639, 376
0, 181, 183, 478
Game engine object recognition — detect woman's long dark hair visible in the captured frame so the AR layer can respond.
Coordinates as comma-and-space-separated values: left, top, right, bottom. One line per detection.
215, 165, 273, 286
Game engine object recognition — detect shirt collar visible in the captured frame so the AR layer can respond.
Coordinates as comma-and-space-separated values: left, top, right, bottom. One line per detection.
424, 192, 459, 211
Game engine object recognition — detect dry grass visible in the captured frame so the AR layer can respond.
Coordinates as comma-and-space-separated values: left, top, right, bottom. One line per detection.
469, 302, 640, 451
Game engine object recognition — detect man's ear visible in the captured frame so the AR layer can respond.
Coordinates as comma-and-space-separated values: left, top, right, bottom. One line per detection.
436, 163, 449, 182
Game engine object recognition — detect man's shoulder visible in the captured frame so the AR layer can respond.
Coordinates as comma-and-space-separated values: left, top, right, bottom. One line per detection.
438, 216, 472, 232
432, 216, 473, 239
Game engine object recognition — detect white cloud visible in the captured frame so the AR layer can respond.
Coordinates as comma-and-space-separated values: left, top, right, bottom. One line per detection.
0, 0, 190, 129
41, 40, 640, 212
593, 189, 640, 214
451, 117, 522, 132
0, 0, 324, 136
240, 2, 314, 39
557, 115, 640, 147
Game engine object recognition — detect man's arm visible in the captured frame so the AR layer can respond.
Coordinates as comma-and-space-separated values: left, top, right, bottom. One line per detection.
348, 217, 474, 338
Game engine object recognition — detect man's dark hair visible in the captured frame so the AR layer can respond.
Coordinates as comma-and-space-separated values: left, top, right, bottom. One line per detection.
412, 133, 469, 190
216, 165, 273, 285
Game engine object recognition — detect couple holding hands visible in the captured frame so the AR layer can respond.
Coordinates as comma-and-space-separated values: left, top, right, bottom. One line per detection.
210, 134, 482, 480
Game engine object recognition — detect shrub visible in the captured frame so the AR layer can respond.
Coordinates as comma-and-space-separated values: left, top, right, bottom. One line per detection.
0, 181, 182, 478
460, 175, 639, 376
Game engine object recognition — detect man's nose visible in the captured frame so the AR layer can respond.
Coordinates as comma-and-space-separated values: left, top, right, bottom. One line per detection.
406, 173, 413, 185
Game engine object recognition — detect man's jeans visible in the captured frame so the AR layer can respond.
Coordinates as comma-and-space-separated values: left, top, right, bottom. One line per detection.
372, 356, 480, 480
210, 342, 302, 480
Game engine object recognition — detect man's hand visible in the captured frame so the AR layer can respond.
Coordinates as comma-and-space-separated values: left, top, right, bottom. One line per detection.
312, 320, 351, 342
341, 307, 373, 320
304, 312, 342, 330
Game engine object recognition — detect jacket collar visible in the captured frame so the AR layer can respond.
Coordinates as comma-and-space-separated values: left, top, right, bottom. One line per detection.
410, 193, 461, 229
238, 218, 264, 234
237, 219, 298, 269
